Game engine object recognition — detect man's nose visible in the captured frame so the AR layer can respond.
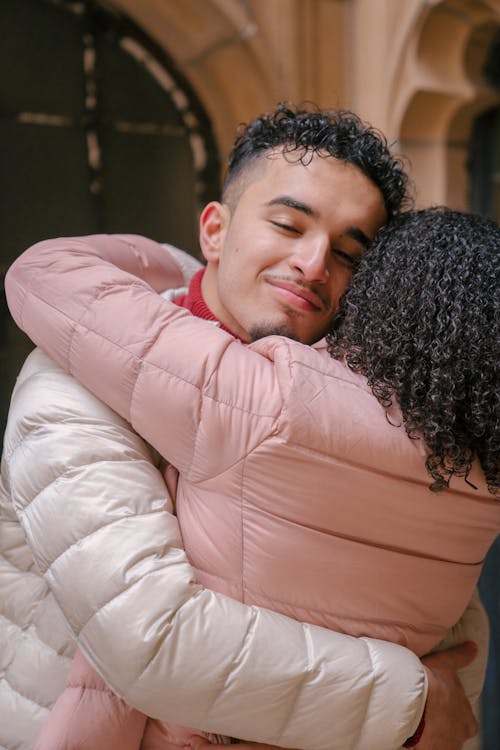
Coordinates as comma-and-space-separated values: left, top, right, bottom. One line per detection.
288, 238, 330, 282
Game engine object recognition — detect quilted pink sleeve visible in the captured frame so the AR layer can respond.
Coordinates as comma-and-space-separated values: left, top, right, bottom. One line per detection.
34, 650, 147, 750
5, 235, 281, 479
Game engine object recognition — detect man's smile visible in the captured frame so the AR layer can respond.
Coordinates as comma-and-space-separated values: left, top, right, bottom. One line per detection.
264, 277, 328, 312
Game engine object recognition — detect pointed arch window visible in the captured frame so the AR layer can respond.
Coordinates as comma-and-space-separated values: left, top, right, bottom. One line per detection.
0, 0, 220, 437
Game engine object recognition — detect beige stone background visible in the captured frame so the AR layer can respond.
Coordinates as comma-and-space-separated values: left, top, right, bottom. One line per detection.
108, 0, 500, 213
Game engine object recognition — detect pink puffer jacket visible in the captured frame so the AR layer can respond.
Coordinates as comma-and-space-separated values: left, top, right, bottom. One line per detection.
6, 235, 498, 749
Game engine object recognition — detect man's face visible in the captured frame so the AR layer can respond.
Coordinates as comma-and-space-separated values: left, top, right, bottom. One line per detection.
200, 151, 387, 345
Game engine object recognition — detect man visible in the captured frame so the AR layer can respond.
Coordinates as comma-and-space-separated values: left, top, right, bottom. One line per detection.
3, 105, 483, 750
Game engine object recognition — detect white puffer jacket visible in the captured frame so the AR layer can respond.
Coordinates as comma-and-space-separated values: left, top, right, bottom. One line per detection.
1, 244, 490, 750
0, 244, 199, 750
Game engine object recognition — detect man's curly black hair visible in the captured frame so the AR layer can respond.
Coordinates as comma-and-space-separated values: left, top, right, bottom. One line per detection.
223, 103, 410, 218
327, 207, 499, 497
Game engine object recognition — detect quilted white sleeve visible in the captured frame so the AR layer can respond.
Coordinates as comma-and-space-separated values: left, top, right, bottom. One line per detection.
5, 349, 427, 750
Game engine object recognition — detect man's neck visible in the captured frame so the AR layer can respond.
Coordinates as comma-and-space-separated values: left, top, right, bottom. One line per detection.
174, 269, 242, 340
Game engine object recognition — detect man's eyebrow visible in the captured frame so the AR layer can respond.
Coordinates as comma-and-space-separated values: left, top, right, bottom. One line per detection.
345, 226, 371, 248
266, 196, 318, 218
267, 196, 372, 248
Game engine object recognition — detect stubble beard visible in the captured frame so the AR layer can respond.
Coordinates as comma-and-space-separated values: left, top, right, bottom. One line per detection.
249, 321, 300, 342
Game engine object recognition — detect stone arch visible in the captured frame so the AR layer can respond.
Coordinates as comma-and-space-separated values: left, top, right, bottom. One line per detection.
391, 0, 500, 207
106, 0, 276, 156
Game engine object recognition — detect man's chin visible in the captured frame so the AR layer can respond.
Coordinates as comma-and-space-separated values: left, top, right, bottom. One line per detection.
249, 322, 301, 343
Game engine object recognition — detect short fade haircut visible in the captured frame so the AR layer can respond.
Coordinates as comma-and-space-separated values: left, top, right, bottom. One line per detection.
222, 102, 411, 218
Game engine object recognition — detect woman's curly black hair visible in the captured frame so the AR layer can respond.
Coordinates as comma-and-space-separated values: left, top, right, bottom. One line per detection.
223, 102, 411, 218
327, 207, 499, 497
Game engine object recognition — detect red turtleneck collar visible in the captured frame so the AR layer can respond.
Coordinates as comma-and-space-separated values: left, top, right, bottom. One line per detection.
174, 268, 242, 340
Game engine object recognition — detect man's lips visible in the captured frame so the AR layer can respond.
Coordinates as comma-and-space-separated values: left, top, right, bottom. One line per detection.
266, 279, 326, 312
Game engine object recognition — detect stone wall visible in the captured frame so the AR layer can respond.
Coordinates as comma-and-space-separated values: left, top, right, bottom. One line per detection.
106, 0, 500, 209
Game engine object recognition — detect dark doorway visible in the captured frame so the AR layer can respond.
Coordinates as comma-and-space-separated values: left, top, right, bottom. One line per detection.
0, 0, 220, 442
468, 28, 500, 750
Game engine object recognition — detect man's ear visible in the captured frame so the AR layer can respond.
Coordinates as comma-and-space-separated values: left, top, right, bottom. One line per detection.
199, 202, 230, 264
